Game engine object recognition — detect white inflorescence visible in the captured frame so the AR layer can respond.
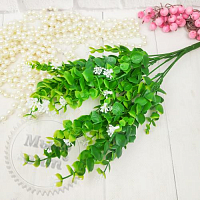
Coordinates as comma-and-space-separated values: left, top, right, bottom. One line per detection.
103, 90, 113, 98
100, 103, 112, 113
63, 139, 72, 146
107, 125, 120, 137
0, 7, 147, 122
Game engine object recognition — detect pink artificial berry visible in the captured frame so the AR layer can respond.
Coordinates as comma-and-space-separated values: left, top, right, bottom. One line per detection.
176, 16, 185, 26
182, 13, 189, 19
170, 23, 178, 31
188, 30, 197, 39
162, 25, 170, 33
197, 35, 200, 40
179, 19, 186, 27
164, 16, 168, 22
191, 12, 200, 20
168, 15, 177, 23
145, 7, 153, 15
195, 19, 200, 27
138, 11, 145, 19
155, 17, 164, 26
178, 5, 185, 14
169, 6, 178, 15
185, 7, 193, 15
160, 7, 169, 16
143, 15, 151, 23
150, 10, 155, 18
197, 29, 200, 35
149, 22, 157, 30
159, 24, 164, 28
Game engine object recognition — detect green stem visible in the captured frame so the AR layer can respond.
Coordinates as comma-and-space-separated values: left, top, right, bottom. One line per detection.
28, 157, 48, 163
62, 174, 73, 180
104, 163, 109, 173
149, 56, 174, 76
152, 42, 200, 82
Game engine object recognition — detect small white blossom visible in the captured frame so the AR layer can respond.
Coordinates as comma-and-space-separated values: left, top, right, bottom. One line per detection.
47, 148, 52, 153
44, 141, 54, 153
103, 69, 113, 79
107, 125, 120, 137
55, 103, 62, 110
103, 90, 113, 98
26, 98, 38, 109
100, 103, 112, 113
63, 139, 72, 146
37, 100, 50, 113
59, 96, 67, 107
93, 66, 103, 75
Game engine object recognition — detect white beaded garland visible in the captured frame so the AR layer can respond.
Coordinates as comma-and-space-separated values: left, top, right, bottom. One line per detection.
0, 8, 147, 122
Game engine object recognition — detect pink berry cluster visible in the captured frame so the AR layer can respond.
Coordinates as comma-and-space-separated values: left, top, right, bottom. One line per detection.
138, 4, 200, 40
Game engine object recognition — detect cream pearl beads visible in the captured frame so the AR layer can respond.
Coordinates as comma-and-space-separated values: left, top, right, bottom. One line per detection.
0, 8, 147, 122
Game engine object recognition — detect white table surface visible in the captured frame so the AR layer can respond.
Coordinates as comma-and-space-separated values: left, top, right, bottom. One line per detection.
0, 9, 200, 200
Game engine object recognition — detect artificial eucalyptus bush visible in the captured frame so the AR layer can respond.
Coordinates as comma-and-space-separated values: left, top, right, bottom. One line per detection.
23, 43, 200, 186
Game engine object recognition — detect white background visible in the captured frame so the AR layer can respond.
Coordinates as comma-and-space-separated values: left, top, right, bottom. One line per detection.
1, 0, 200, 200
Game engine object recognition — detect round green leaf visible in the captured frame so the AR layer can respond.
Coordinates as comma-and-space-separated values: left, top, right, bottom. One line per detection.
112, 102, 125, 116
115, 134, 126, 147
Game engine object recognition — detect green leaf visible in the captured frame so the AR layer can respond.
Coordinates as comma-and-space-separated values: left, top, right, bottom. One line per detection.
143, 76, 151, 85
157, 88, 166, 94
64, 71, 74, 85
96, 168, 106, 178
69, 134, 76, 142
86, 60, 95, 69
145, 92, 155, 101
72, 161, 86, 176
131, 51, 143, 64
79, 150, 92, 160
33, 157, 40, 167
116, 146, 122, 158
46, 158, 51, 168
115, 134, 126, 147
135, 97, 148, 106
129, 135, 136, 142
119, 119, 126, 126
91, 111, 102, 123
138, 82, 144, 93
143, 54, 149, 68
120, 63, 129, 71
94, 57, 105, 67
90, 146, 102, 161
104, 141, 109, 154
24, 153, 29, 162
56, 181, 63, 187
143, 101, 152, 113
67, 165, 74, 175
86, 157, 94, 172
83, 68, 94, 82
89, 88, 99, 99
151, 112, 160, 119
137, 113, 145, 124
56, 173, 63, 181
155, 104, 164, 114
112, 102, 124, 115
124, 83, 132, 91
56, 130, 64, 139
106, 56, 116, 66
63, 120, 72, 129
136, 104, 142, 115
54, 139, 62, 147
